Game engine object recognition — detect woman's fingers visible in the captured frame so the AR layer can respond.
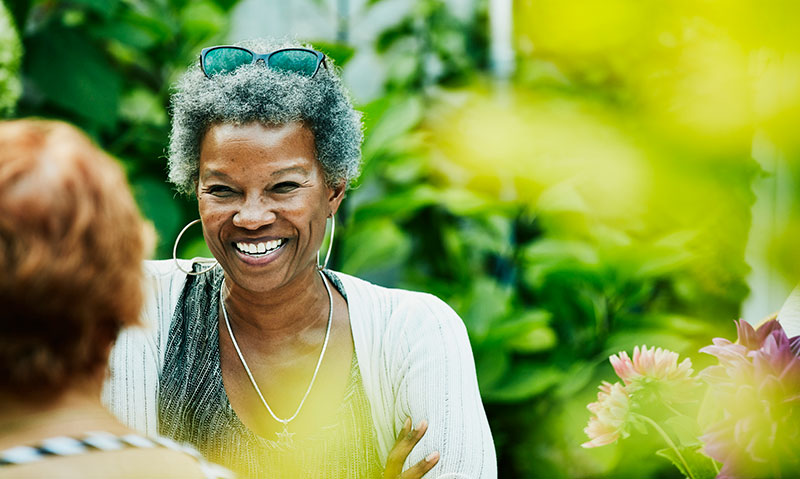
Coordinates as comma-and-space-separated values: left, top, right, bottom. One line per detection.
384, 417, 439, 479
400, 451, 440, 479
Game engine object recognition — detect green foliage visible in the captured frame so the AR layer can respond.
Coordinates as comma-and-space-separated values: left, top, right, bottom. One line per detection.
345, 2, 756, 477
0, 1, 22, 117
13, 0, 236, 257
656, 446, 719, 479
373, 0, 486, 91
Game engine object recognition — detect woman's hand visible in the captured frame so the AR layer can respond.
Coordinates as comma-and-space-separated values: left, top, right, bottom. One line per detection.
383, 417, 440, 479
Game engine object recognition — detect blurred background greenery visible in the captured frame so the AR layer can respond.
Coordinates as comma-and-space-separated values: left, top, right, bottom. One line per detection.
2, 0, 798, 477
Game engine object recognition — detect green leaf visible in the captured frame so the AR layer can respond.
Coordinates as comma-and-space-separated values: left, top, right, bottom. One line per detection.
362, 95, 424, 160
460, 277, 513, 342
655, 446, 719, 479
340, 218, 411, 274
664, 415, 703, 446
487, 310, 558, 353
90, 10, 171, 50
70, 0, 119, 17
484, 364, 564, 402
24, 26, 122, 126
307, 41, 355, 68
179, 1, 226, 40
553, 361, 598, 399
523, 238, 599, 267
182, 236, 213, 260
489, 310, 551, 337
506, 325, 557, 353
132, 177, 183, 256
475, 347, 509, 392
352, 185, 439, 223
119, 88, 167, 126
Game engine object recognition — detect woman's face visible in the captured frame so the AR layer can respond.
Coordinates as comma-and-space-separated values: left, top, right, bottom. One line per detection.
197, 121, 343, 293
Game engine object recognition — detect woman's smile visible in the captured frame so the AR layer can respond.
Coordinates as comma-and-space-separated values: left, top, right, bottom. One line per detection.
231, 237, 288, 265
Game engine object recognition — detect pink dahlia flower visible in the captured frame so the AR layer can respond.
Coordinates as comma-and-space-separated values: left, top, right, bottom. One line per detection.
582, 381, 631, 448
609, 345, 694, 387
700, 319, 800, 479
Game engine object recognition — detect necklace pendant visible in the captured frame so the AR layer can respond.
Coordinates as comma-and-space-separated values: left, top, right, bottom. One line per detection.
275, 425, 296, 447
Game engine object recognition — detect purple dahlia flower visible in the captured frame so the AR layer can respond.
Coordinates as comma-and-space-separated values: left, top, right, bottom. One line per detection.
699, 319, 800, 479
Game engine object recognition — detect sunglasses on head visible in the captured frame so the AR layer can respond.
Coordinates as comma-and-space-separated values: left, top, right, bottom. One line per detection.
199, 46, 328, 79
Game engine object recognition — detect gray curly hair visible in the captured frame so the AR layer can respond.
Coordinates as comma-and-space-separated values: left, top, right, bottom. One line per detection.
168, 38, 363, 196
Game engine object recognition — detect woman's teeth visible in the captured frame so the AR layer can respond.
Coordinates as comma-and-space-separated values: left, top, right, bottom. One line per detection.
235, 239, 284, 256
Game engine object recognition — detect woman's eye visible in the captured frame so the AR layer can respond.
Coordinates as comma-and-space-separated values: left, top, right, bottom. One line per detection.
273, 182, 300, 193
205, 185, 234, 197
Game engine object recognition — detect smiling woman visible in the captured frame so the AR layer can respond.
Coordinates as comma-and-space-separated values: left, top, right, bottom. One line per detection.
103, 38, 496, 479
197, 122, 340, 293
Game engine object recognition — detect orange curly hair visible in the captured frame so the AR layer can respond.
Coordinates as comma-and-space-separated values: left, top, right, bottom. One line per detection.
0, 119, 149, 400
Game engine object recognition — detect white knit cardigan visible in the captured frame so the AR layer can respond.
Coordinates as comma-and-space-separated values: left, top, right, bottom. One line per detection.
778, 285, 800, 337
102, 260, 497, 478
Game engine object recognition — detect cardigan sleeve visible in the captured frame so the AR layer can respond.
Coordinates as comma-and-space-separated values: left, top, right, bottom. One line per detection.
778, 285, 800, 337
101, 260, 188, 435
386, 291, 497, 479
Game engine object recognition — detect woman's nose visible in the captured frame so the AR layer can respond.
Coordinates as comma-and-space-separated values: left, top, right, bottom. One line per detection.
232, 198, 276, 229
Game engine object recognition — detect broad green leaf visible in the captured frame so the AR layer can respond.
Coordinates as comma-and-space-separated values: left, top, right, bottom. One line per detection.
489, 310, 551, 338
487, 310, 557, 353
179, 1, 226, 39
655, 446, 719, 479
536, 181, 590, 214
437, 188, 501, 216
475, 347, 509, 392
70, 0, 119, 17
363, 95, 424, 160
182, 236, 213, 260
484, 364, 564, 402
132, 177, 183, 257
523, 238, 599, 267
119, 88, 167, 126
637, 313, 720, 337
460, 277, 513, 342
308, 41, 356, 68
352, 185, 439, 223
90, 10, 171, 50
664, 415, 703, 447
553, 361, 598, 399
505, 324, 558, 353
340, 218, 411, 275
24, 26, 122, 126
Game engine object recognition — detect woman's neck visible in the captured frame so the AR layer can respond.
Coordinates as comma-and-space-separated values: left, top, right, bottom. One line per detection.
0, 385, 129, 450
222, 266, 332, 339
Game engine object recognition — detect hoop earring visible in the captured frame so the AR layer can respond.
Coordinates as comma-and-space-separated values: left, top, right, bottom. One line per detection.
173, 219, 218, 276
317, 215, 335, 270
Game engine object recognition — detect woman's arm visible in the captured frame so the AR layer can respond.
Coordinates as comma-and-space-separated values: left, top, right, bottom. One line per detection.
388, 292, 497, 479
778, 285, 800, 337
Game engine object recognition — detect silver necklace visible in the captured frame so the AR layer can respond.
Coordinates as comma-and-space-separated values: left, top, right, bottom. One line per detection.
220, 269, 333, 446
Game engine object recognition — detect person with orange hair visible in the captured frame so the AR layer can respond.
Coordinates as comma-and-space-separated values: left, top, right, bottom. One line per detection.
0, 119, 229, 478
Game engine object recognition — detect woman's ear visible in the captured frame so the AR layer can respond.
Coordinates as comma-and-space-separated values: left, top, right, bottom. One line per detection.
328, 181, 346, 215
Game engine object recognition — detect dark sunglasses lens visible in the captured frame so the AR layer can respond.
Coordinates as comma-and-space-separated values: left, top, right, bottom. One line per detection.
268, 50, 319, 76
203, 48, 254, 76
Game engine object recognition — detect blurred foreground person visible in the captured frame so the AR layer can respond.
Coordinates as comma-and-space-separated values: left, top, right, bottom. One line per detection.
0, 120, 229, 478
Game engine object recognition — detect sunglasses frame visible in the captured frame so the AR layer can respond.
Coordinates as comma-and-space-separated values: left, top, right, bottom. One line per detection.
199, 46, 328, 79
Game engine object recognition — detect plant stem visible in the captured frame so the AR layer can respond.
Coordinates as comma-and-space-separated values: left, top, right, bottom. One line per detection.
663, 401, 684, 418
632, 413, 693, 479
